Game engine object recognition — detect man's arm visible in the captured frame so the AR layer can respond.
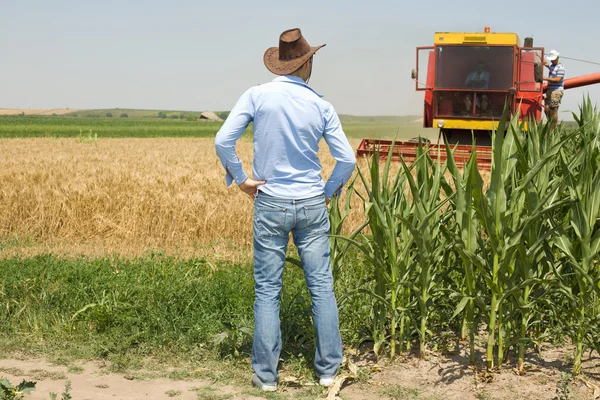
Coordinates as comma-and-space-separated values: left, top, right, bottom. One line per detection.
543, 59, 550, 69
322, 105, 357, 200
215, 89, 254, 187
543, 64, 565, 83
544, 76, 563, 83
464, 72, 474, 87
482, 71, 490, 89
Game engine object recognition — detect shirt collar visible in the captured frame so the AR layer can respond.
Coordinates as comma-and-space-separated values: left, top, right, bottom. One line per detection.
273, 75, 324, 98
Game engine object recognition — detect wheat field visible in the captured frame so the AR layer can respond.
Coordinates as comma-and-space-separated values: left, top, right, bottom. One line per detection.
0, 137, 369, 260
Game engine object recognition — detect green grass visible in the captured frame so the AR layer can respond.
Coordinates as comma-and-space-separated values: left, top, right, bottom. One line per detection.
339, 115, 433, 140
0, 255, 255, 360
0, 253, 361, 372
0, 114, 428, 139
0, 116, 225, 138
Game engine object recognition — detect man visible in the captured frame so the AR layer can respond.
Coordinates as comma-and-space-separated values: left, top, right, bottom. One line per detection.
543, 49, 566, 126
464, 61, 490, 89
214, 28, 356, 392
461, 61, 490, 115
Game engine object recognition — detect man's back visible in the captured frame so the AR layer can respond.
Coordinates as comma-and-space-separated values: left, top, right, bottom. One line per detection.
216, 75, 355, 200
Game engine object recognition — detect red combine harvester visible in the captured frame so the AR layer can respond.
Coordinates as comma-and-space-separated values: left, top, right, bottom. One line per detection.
356, 27, 600, 169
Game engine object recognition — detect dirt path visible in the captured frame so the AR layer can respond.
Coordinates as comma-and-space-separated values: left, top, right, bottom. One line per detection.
1, 347, 599, 400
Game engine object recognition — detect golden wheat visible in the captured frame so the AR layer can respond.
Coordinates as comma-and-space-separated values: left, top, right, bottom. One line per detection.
0, 138, 369, 260
0, 137, 490, 261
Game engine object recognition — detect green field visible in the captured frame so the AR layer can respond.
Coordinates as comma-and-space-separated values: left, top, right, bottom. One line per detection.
63, 108, 215, 119
0, 113, 430, 140
0, 115, 224, 138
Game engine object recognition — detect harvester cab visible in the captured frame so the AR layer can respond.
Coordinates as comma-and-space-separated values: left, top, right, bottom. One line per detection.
357, 27, 600, 169
414, 28, 543, 144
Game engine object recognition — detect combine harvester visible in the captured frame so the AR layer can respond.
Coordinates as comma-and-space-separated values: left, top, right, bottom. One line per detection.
356, 27, 600, 169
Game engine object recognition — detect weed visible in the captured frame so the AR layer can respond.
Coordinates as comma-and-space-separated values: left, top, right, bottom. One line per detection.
191, 386, 233, 400
533, 374, 550, 385
165, 389, 182, 397
49, 380, 72, 400
28, 369, 67, 381
66, 365, 84, 374
0, 377, 36, 399
212, 322, 253, 359
0, 368, 24, 377
166, 369, 199, 381
245, 389, 285, 400
381, 384, 420, 399
49, 358, 69, 367
556, 372, 572, 400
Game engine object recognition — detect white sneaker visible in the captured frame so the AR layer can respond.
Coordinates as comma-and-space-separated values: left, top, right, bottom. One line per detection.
252, 373, 277, 392
319, 376, 336, 387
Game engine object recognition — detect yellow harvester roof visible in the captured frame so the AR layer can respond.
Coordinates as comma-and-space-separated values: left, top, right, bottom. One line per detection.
434, 31, 520, 46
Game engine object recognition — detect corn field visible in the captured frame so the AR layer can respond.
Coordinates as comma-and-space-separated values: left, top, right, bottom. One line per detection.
331, 98, 600, 375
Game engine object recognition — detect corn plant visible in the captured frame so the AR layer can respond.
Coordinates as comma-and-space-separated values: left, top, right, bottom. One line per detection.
443, 138, 482, 366
339, 140, 415, 357
330, 97, 600, 376
456, 105, 517, 370
506, 115, 576, 372
398, 139, 451, 359
458, 106, 570, 370
552, 97, 600, 375
329, 176, 369, 283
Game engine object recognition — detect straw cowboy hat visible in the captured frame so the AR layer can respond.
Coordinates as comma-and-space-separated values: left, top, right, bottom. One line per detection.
264, 28, 326, 75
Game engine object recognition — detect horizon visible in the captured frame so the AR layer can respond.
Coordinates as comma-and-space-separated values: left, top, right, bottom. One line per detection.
0, 107, 425, 118
2, 0, 599, 119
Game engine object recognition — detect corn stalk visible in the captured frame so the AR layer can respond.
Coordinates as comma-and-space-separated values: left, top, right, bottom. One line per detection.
339, 141, 414, 357
443, 138, 482, 366
552, 97, 600, 375
399, 139, 451, 359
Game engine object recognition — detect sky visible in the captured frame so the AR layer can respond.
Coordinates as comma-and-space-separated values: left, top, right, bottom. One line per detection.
2, 0, 599, 117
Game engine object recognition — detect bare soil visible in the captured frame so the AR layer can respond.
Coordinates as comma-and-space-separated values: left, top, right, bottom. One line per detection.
1, 343, 599, 400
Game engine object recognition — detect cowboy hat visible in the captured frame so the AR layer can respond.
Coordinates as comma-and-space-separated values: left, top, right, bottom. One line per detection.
264, 28, 325, 75
546, 49, 560, 61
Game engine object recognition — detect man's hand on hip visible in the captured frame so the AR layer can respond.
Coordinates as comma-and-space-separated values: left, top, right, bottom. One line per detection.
239, 178, 266, 200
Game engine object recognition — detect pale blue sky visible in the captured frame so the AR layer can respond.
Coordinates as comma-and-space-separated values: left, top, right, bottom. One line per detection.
2, 0, 599, 117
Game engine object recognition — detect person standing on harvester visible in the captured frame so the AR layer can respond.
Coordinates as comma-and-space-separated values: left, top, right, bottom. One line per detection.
215, 28, 356, 392
543, 49, 566, 127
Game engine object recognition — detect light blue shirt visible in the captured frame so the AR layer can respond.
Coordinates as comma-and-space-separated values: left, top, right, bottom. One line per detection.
465, 70, 490, 89
215, 75, 356, 200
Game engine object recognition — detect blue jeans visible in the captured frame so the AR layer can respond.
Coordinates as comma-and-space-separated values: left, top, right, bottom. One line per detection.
251, 191, 342, 385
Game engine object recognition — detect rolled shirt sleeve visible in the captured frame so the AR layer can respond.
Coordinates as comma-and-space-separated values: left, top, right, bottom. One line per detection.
214, 89, 254, 186
322, 105, 356, 199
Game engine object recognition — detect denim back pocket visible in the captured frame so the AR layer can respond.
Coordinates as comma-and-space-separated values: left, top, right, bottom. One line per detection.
302, 204, 330, 234
255, 206, 288, 237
